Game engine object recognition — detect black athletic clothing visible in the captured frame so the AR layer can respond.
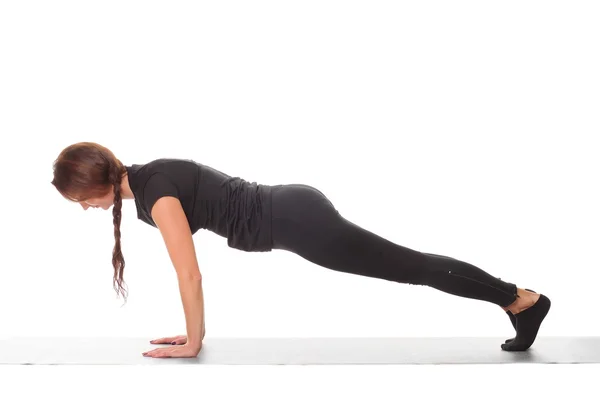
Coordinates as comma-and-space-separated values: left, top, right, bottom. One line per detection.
269, 184, 518, 307
125, 158, 272, 252
126, 159, 518, 307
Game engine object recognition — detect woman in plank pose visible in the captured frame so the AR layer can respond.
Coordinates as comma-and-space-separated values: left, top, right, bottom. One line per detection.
51, 142, 551, 358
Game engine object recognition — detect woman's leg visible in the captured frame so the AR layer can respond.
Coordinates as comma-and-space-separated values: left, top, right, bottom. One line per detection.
270, 183, 551, 351
271, 184, 518, 307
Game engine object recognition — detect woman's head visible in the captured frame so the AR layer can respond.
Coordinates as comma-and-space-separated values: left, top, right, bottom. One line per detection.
51, 142, 129, 303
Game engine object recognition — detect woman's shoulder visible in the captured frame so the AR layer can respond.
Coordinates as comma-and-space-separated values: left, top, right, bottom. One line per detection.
140, 157, 202, 174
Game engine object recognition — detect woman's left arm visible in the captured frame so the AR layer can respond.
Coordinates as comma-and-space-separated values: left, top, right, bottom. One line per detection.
151, 196, 205, 351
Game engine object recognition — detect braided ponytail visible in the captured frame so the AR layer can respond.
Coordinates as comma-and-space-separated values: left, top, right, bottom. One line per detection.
109, 163, 128, 304
51, 142, 129, 304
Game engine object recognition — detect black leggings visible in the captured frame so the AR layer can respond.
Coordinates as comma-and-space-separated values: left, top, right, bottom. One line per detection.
270, 184, 518, 308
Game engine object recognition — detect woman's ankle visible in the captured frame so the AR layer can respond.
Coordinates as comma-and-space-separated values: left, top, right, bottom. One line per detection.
504, 288, 539, 314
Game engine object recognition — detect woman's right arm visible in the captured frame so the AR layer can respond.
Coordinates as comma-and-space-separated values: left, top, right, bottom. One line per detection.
151, 196, 205, 349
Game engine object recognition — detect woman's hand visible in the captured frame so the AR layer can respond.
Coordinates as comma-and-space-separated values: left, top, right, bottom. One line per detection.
150, 335, 188, 345
143, 342, 202, 358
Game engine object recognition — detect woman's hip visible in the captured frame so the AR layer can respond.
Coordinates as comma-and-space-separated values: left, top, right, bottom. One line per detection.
270, 183, 340, 250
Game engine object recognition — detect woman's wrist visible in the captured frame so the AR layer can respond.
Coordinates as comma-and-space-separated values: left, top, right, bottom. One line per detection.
186, 339, 203, 351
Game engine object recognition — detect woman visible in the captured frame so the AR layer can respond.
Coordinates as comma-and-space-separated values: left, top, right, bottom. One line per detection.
51, 142, 551, 358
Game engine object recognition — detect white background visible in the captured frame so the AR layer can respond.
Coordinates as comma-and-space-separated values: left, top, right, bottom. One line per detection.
1, 0, 599, 396
1, 0, 599, 339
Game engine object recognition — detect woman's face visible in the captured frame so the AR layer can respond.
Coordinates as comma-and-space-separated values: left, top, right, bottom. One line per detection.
78, 188, 114, 211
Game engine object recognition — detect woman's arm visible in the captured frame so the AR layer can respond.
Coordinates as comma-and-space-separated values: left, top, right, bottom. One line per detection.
177, 276, 205, 349
151, 196, 205, 349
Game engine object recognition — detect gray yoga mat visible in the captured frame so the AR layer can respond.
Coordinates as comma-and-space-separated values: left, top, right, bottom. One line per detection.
1, 336, 598, 365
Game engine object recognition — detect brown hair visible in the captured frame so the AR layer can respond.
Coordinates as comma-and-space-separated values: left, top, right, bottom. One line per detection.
51, 142, 129, 304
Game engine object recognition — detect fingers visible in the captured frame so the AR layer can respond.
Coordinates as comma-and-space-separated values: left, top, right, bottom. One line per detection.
149, 335, 186, 344
149, 337, 173, 344
143, 346, 199, 358
143, 348, 163, 357
143, 348, 174, 358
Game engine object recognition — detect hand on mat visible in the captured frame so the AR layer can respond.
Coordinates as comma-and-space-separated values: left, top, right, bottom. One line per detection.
143, 342, 202, 358
149, 335, 188, 345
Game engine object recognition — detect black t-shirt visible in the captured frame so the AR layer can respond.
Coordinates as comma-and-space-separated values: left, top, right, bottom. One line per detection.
125, 158, 273, 252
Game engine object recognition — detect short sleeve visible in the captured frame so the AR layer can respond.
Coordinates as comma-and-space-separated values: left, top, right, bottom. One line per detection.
142, 173, 180, 214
